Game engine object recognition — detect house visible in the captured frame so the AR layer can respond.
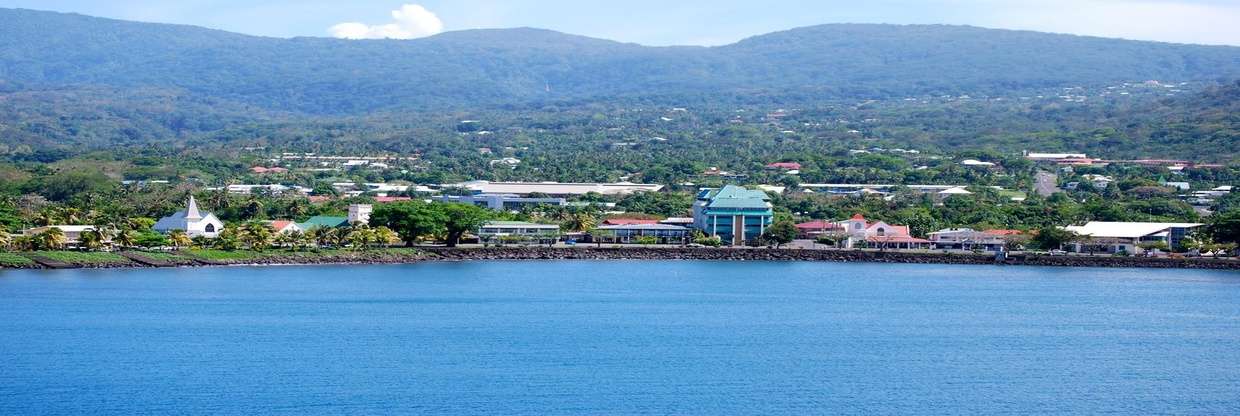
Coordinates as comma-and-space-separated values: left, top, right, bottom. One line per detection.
835, 214, 930, 249
435, 193, 566, 211
154, 196, 224, 238
374, 196, 413, 204
960, 159, 996, 167
267, 221, 303, 235
1163, 182, 1191, 191
1063, 222, 1204, 254
477, 221, 561, 240
937, 187, 973, 198
297, 204, 372, 231
795, 220, 844, 239
21, 225, 101, 246
250, 166, 289, 174
928, 228, 1008, 251
1080, 174, 1114, 189
692, 185, 774, 246
592, 224, 691, 244
297, 216, 349, 231
765, 162, 803, 171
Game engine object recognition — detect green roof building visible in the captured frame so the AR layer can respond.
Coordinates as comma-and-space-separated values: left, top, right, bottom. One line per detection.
692, 185, 774, 245
297, 216, 349, 231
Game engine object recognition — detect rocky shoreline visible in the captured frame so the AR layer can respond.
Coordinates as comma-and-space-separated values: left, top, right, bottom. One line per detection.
4, 247, 1237, 270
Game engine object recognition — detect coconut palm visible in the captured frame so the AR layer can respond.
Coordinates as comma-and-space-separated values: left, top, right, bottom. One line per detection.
307, 227, 333, 248
78, 228, 106, 251
0, 226, 11, 251
61, 208, 84, 225
36, 228, 68, 251
241, 221, 274, 251
112, 228, 137, 249
215, 227, 241, 251
35, 210, 59, 226
284, 230, 312, 251
169, 230, 192, 249
373, 226, 399, 248
562, 212, 597, 233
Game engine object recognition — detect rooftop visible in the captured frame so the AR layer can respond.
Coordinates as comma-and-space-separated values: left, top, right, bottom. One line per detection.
1064, 222, 1204, 239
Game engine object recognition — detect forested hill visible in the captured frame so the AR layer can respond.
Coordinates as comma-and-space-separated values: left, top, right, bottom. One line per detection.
1, 8, 1238, 114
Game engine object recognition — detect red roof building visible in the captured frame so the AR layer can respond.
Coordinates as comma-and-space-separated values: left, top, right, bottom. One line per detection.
374, 196, 413, 204
766, 162, 803, 170
603, 218, 661, 226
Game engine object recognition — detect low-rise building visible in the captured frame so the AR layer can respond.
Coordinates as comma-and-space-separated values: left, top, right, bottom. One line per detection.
446, 181, 663, 197
435, 193, 566, 211
1063, 222, 1204, 254
836, 214, 930, 249
22, 225, 100, 245
592, 224, 691, 244
795, 220, 844, 239
928, 228, 1008, 251
692, 185, 774, 245
267, 220, 303, 235
477, 221, 561, 241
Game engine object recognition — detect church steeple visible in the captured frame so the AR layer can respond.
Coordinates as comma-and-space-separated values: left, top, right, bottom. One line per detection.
186, 196, 202, 220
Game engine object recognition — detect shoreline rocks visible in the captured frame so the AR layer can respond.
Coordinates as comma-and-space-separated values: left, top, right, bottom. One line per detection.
2, 247, 1238, 270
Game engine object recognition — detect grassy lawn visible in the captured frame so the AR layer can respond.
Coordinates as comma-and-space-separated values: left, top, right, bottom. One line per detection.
133, 251, 198, 262
187, 249, 272, 261
32, 251, 133, 265
0, 252, 36, 267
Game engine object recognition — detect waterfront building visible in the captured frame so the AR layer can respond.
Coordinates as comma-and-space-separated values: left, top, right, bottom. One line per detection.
593, 224, 691, 244
477, 221, 562, 244
692, 185, 774, 246
1063, 222, 1204, 254
928, 228, 1008, 251
795, 220, 845, 239
836, 214, 930, 249
154, 196, 224, 238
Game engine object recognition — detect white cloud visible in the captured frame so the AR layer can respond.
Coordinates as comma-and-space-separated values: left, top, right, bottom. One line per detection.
329, 4, 444, 40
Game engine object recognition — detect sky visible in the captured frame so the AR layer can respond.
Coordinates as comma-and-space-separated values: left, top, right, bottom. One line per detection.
2, 0, 1239, 46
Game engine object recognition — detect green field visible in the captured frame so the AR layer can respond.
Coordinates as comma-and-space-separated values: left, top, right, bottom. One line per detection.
134, 251, 197, 262
32, 251, 133, 265
0, 252, 36, 267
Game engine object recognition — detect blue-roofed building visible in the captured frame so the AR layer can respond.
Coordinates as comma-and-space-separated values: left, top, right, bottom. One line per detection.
692, 185, 774, 245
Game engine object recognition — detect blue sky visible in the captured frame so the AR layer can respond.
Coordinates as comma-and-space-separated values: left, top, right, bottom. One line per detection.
2, 0, 1239, 46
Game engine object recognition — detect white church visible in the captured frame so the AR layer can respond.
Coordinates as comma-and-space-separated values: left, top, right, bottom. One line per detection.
154, 196, 224, 238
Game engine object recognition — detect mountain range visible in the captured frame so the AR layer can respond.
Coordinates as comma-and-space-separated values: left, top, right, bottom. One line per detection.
1, 8, 1238, 114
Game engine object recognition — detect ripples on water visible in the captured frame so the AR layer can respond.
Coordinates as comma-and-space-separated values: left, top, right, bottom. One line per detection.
2, 261, 1239, 415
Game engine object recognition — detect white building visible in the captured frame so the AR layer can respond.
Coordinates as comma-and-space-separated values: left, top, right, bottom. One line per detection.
154, 196, 224, 238
1063, 222, 1204, 254
446, 181, 664, 197
348, 204, 373, 225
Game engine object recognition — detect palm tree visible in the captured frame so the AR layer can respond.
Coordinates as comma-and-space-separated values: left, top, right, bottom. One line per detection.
563, 212, 597, 233
113, 228, 137, 249
37, 228, 68, 251
35, 210, 59, 226
61, 208, 84, 225
0, 226, 11, 251
307, 227, 333, 249
284, 230, 312, 251
374, 227, 399, 248
169, 230, 192, 250
241, 222, 274, 251
78, 228, 106, 251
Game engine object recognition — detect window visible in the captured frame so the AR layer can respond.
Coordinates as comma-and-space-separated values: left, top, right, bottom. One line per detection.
854, 222, 862, 230
876, 228, 886, 236
205, 224, 216, 233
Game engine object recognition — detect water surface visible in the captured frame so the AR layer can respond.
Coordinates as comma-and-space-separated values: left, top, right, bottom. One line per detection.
2, 261, 1239, 415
